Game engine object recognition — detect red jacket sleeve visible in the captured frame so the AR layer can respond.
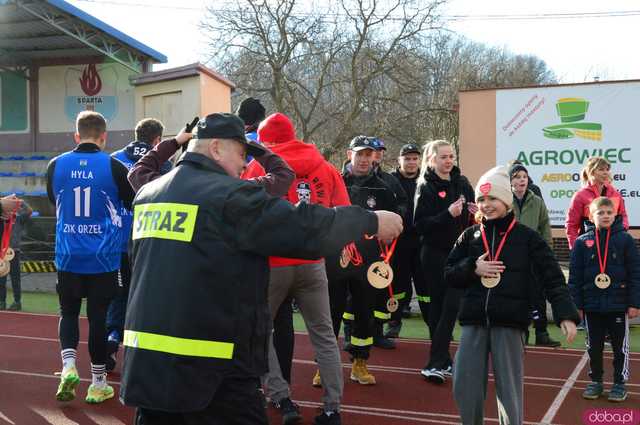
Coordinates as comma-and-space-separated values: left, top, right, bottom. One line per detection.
565, 190, 585, 250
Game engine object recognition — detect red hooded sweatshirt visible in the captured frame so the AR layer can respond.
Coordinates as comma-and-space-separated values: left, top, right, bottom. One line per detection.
242, 113, 351, 267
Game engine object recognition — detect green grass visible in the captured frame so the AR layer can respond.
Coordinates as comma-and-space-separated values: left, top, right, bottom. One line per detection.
13, 290, 638, 352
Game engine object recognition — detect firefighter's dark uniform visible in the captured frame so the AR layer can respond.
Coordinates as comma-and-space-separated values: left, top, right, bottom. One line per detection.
121, 148, 378, 424
327, 167, 400, 359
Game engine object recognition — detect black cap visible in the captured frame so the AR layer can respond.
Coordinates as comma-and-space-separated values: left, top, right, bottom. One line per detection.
509, 163, 528, 179
399, 143, 421, 156
236, 97, 266, 126
349, 135, 376, 152
196, 113, 265, 157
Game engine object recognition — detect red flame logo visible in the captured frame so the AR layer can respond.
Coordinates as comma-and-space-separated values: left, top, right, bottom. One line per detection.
79, 64, 102, 96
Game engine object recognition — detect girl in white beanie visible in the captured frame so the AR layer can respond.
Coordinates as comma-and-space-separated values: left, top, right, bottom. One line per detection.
444, 166, 580, 425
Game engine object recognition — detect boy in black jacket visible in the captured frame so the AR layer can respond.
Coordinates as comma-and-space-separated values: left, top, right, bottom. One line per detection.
445, 166, 579, 425
568, 196, 640, 402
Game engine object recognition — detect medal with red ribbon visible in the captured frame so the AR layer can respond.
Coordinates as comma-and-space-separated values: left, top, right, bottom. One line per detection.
479, 218, 516, 288
0, 200, 20, 277
594, 227, 612, 289
367, 237, 397, 293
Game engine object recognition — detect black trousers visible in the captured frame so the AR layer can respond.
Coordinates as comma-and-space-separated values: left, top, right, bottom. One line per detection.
0, 251, 21, 303
57, 271, 118, 365
327, 255, 376, 360
421, 246, 461, 370
272, 297, 294, 383
134, 377, 267, 425
585, 311, 630, 384
390, 233, 425, 324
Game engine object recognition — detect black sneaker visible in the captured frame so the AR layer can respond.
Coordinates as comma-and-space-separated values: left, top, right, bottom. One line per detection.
384, 321, 402, 338
373, 335, 396, 349
0, 301, 5, 310
8, 302, 21, 311
275, 397, 302, 425
313, 410, 341, 425
535, 332, 561, 347
420, 367, 445, 384
442, 365, 453, 377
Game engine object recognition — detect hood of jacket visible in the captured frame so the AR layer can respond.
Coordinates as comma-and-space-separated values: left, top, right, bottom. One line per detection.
257, 113, 296, 146
424, 165, 462, 187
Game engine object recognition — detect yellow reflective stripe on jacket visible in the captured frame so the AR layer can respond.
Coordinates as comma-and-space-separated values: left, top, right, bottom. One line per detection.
393, 292, 406, 300
123, 330, 234, 359
351, 336, 373, 347
417, 295, 431, 303
342, 312, 355, 321
374, 310, 390, 320
132, 203, 198, 242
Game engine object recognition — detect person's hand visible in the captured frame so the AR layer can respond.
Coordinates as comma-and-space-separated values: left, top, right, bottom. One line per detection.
175, 127, 193, 146
1, 195, 20, 219
578, 309, 584, 322
448, 197, 464, 217
560, 320, 577, 344
467, 202, 479, 215
374, 210, 403, 243
628, 307, 640, 319
474, 252, 505, 277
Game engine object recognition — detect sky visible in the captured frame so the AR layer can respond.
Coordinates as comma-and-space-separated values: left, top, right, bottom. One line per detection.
67, 0, 640, 84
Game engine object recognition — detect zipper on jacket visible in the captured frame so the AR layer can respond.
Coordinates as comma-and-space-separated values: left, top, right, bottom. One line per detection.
484, 226, 495, 327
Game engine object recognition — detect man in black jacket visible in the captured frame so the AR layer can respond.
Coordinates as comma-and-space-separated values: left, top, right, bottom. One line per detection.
121, 114, 402, 425
385, 143, 425, 337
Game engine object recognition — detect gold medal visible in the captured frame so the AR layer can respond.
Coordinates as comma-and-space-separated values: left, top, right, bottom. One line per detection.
3, 247, 14, 261
0, 260, 9, 278
339, 247, 351, 268
594, 273, 611, 289
481, 273, 501, 288
386, 297, 399, 313
367, 261, 394, 289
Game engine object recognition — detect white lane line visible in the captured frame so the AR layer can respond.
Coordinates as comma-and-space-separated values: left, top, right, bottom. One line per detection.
0, 369, 121, 386
84, 411, 126, 425
31, 406, 81, 425
539, 351, 589, 425
0, 411, 16, 424
297, 400, 543, 425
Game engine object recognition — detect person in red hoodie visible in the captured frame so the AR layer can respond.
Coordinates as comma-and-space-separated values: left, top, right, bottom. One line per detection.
565, 156, 629, 250
243, 113, 350, 425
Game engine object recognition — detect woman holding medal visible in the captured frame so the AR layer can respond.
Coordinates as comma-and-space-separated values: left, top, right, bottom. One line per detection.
568, 197, 640, 402
566, 156, 629, 250
445, 166, 579, 425
414, 140, 476, 384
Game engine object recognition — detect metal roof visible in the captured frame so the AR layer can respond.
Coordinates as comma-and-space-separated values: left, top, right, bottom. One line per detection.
0, 0, 167, 73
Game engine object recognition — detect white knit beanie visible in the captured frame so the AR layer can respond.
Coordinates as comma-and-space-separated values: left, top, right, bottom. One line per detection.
475, 166, 513, 208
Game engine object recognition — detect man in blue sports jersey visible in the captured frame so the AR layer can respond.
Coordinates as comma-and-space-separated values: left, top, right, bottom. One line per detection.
107, 118, 171, 372
46, 111, 135, 404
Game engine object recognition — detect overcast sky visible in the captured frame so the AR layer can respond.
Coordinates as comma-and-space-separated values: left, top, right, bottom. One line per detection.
68, 0, 640, 83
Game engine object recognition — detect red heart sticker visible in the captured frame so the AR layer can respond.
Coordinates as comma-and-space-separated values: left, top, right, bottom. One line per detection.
479, 182, 492, 196
438, 191, 446, 198
585, 240, 594, 248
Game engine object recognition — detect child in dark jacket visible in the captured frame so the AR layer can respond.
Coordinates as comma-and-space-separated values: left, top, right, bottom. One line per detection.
568, 196, 640, 402
445, 166, 579, 425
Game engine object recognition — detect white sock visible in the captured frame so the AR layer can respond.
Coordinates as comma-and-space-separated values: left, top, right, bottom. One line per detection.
61, 349, 77, 371
91, 364, 106, 387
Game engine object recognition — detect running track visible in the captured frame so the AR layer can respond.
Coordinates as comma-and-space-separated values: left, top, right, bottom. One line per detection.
0, 311, 638, 425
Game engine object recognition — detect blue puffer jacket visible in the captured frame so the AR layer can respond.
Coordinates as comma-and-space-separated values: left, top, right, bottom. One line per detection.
568, 217, 640, 312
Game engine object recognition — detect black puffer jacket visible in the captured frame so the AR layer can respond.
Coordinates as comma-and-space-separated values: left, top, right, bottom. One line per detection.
445, 212, 580, 330
413, 166, 475, 253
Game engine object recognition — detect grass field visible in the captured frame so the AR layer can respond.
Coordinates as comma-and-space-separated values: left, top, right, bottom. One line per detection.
7, 289, 639, 352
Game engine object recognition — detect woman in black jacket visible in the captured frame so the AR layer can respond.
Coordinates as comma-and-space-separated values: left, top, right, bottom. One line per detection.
413, 140, 476, 383
445, 166, 579, 425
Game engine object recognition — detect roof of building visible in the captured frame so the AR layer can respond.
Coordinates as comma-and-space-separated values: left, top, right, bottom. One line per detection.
0, 0, 166, 72
130, 63, 236, 90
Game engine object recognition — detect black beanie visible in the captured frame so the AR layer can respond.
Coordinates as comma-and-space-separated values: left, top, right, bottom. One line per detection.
509, 163, 528, 180
236, 97, 266, 127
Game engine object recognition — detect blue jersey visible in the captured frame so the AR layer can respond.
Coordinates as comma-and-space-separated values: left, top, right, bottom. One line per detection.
52, 150, 122, 273
112, 141, 172, 252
